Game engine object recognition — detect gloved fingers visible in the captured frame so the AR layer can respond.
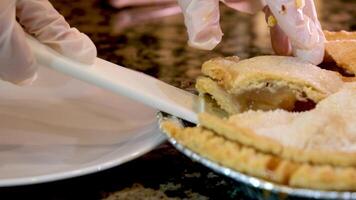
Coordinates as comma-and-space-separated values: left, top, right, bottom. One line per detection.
0, 1, 37, 84
269, 25, 293, 56
263, 6, 292, 56
178, 0, 222, 50
265, 0, 324, 64
294, 0, 325, 63
302, 0, 320, 26
16, 0, 97, 65
223, 0, 266, 14
265, 0, 322, 49
178, 0, 267, 50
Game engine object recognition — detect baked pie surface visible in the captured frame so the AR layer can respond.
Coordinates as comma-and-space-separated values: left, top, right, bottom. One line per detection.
199, 84, 356, 167
324, 31, 356, 41
324, 31, 356, 74
197, 56, 343, 114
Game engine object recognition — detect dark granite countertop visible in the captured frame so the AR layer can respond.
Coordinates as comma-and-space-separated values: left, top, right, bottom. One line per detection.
1, 0, 355, 199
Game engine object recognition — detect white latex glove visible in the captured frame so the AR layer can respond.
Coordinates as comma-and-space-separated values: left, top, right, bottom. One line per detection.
0, 0, 97, 84
178, 0, 325, 65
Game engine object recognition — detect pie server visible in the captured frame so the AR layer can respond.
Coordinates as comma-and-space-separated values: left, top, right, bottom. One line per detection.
26, 36, 210, 124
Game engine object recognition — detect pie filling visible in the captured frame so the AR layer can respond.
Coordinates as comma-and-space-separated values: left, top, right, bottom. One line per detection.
232, 84, 316, 113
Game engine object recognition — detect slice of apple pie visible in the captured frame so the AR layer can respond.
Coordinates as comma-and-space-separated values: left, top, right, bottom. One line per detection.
196, 56, 343, 114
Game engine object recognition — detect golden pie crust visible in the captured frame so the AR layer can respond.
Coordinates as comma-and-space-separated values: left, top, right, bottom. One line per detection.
324, 30, 356, 41
199, 111, 356, 167
197, 56, 343, 114
324, 31, 356, 74
162, 121, 356, 191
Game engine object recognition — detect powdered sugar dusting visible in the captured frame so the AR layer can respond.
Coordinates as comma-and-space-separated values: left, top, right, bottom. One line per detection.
228, 83, 356, 152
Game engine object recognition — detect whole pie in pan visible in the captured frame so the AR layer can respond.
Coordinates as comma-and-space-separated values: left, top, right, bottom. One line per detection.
163, 32, 356, 191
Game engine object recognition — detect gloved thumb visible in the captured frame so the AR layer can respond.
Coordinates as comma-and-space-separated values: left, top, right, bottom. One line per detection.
263, 6, 293, 56
265, 0, 325, 65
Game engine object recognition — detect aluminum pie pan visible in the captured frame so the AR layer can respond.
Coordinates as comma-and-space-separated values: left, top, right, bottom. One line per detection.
157, 112, 356, 200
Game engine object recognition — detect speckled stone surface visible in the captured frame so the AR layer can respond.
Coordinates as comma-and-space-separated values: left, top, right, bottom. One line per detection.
0, 0, 355, 199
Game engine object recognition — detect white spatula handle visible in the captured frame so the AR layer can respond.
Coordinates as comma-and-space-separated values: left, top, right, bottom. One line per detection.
26, 36, 198, 124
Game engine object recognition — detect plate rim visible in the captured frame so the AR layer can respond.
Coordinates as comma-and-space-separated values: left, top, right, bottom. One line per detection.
0, 121, 165, 187
0, 66, 167, 187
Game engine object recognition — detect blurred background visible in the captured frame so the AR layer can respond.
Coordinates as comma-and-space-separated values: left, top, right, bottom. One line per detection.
51, 0, 355, 91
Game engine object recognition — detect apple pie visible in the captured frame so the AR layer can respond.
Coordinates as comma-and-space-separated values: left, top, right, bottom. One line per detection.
162, 29, 356, 191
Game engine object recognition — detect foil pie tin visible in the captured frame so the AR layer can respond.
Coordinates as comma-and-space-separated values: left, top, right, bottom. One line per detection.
157, 112, 356, 200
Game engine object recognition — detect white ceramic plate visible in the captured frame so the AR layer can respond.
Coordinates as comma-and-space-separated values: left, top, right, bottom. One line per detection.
0, 65, 165, 187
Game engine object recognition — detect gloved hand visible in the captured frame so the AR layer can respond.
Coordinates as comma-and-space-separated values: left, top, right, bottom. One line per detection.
178, 0, 325, 65
0, 0, 97, 84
